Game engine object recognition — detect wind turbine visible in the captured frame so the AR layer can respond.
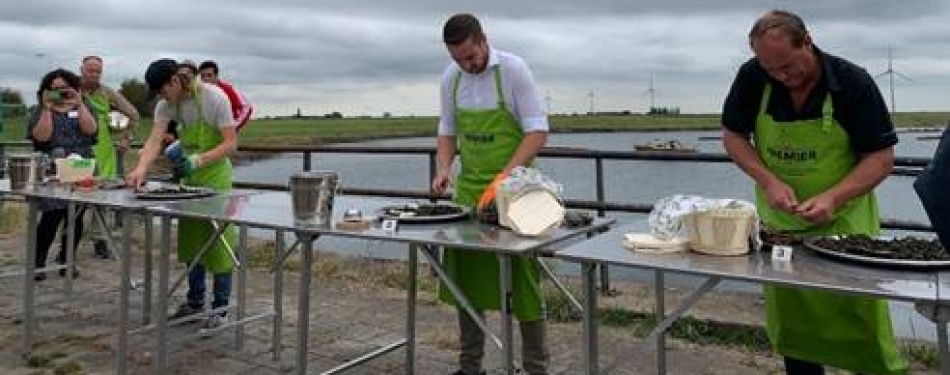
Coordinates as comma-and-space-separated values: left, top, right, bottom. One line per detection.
643, 74, 657, 113
875, 47, 911, 117
587, 90, 595, 115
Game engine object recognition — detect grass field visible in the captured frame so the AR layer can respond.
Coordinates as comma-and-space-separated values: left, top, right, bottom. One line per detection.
2, 112, 947, 146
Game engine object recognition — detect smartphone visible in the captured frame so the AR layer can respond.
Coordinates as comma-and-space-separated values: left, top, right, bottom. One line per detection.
44, 89, 63, 101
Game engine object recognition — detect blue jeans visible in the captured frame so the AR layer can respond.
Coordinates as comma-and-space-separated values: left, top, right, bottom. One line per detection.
186, 265, 232, 311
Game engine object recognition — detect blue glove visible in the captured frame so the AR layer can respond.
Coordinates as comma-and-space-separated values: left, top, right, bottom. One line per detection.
163, 140, 185, 164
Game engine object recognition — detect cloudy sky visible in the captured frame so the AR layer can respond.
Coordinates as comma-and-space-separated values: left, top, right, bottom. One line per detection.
2, 0, 949, 118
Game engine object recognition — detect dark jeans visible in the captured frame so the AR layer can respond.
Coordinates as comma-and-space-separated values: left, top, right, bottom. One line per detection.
185, 264, 232, 311
35, 208, 86, 269
784, 356, 865, 375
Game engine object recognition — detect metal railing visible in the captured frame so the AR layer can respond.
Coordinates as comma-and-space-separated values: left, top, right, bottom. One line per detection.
234, 144, 936, 295
1, 140, 938, 293
234, 144, 934, 232
1, 140, 933, 230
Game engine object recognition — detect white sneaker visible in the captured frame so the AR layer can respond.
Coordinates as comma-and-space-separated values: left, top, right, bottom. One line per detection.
198, 314, 229, 337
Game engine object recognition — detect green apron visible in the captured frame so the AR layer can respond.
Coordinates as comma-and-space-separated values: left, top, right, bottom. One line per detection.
438, 66, 545, 322
86, 90, 118, 178
755, 84, 906, 374
175, 82, 236, 274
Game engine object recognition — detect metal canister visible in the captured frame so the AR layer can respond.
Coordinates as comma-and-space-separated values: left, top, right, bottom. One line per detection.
7, 153, 47, 190
289, 171, 340, 227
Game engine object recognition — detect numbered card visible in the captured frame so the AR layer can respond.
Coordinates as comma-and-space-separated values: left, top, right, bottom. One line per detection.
381, 218, 398, 233
772, 245, 794, 262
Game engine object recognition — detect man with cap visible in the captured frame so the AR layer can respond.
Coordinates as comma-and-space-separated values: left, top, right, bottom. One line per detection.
431, 13, 550, 375
198, 60, 253, 131
80, 55, 140, 259
127, 58, 238, 329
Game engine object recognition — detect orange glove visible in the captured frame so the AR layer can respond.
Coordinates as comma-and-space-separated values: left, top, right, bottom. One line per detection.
477, 172, 508, 211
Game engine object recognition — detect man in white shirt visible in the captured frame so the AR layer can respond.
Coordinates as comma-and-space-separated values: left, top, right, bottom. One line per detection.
431, 13, 550, 375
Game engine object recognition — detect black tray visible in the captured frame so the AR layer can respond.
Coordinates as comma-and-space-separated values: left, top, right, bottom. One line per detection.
378, 203, 470, 223
134, 184, 216, 200
803, 236, 950, 269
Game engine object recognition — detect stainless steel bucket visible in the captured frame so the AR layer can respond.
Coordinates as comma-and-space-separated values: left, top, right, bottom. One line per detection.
289, 171, 339, 227
7, 153, 47, 190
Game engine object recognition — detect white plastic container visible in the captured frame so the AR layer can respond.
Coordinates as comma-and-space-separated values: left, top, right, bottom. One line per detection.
497, 187, 564, 237
55, 157, 96, 183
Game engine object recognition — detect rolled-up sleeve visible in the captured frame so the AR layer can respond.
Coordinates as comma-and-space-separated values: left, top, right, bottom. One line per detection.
507, 58, 548, 132
437, 66, 457, 136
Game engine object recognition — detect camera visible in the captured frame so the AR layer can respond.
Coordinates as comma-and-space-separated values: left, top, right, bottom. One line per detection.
44, 89, 63, 101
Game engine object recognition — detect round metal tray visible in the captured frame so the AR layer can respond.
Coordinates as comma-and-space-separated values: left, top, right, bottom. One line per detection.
377, 203, 470, 223
803, 236, 950, 269
134, 184, 216, 200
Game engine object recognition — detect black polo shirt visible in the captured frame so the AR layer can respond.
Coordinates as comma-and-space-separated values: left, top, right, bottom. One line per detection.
721, 46, 897, 154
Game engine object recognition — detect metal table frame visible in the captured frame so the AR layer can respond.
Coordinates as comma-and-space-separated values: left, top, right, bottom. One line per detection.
556, 221, 950, 375
7, 182, 611, 375
148, 192, 612, 375
8, 182, 270, 375
15, 184, 160, 374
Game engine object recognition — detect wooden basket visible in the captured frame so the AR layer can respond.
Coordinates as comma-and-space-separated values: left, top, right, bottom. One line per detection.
683, 208, 756, 256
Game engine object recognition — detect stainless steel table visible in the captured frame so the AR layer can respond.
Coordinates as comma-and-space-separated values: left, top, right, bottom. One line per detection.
5, 181, 264, 375
150, 191, 613, 375
555, 220, 950, 375
10, 182, 168, 374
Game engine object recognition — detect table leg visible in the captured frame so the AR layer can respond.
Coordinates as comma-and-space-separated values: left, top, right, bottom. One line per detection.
939, 314, 950, 375
274, 230, 284, 361
655, 270, 665, 375
155, 216, 171, 373
583, 262, 599, 375
143, 212, 153, 325
406, 244, 418, 374
498, 254, 514, 375
236, 224, 248, 349
296, 234, 315, 375
23, 199, 38, 357
64, 202, 76, 294
116, 208, 132, 374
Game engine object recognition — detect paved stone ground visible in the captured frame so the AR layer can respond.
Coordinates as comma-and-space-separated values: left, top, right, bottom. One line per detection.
0, 214, 939, 374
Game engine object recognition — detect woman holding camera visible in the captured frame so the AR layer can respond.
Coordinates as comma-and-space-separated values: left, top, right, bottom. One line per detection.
27, 68, 98, 280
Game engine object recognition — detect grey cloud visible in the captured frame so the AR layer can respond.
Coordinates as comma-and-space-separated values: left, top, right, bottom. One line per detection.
1, 1, 948, 115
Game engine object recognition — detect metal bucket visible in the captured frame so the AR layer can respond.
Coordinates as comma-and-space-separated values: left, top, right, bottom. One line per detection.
289, 171, 339, 227
7, 153, 48, 190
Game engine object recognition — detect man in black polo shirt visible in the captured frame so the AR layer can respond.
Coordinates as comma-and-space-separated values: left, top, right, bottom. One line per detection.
721, 10, 906, 375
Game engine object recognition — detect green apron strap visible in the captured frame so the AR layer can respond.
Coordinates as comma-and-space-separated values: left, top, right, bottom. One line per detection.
492, 66, 507, 110
758, 84, 772, 117
821, 92, 833, 132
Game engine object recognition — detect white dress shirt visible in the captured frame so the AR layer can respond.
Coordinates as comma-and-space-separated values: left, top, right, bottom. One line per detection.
438, 47, 549, 136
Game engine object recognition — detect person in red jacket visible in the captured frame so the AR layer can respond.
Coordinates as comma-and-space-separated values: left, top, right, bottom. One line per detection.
198, 60, 253, 130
